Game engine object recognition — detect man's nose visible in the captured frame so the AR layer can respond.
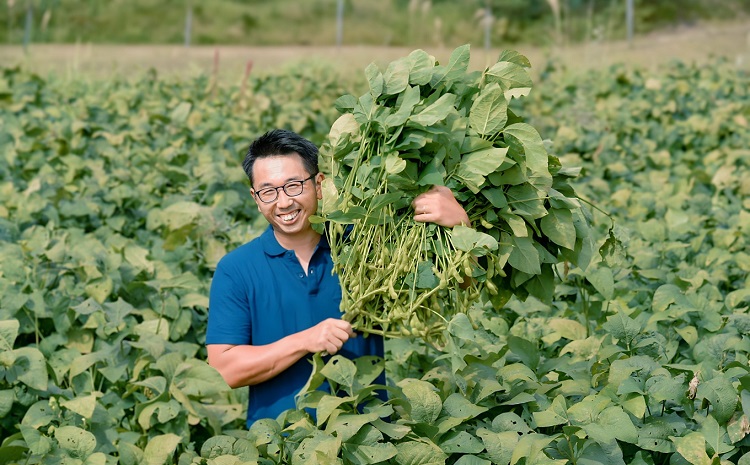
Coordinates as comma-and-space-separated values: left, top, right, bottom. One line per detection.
276, 190, 294, 208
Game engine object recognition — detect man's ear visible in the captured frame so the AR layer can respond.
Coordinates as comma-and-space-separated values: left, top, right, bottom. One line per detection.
250, 188, 261, 210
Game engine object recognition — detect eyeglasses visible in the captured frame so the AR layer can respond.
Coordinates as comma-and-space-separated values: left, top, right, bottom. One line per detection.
253, 174, 316, 204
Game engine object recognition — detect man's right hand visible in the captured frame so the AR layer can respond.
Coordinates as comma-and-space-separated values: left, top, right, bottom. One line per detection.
303, 318, 357, 355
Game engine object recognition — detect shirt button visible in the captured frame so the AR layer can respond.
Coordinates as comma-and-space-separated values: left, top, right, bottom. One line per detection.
310, 269, 314, 274
299, 273, 304, 278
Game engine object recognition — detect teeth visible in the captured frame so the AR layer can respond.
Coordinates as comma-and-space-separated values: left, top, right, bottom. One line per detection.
281, 211, 299, 222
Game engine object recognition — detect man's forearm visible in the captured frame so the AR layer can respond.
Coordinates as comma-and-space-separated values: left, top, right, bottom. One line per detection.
207, 336, 309, 388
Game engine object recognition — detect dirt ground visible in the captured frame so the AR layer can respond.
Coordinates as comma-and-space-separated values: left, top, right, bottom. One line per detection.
1, 20, 748, 82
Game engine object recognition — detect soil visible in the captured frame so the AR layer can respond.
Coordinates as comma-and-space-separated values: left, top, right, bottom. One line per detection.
0, 20, 748, 82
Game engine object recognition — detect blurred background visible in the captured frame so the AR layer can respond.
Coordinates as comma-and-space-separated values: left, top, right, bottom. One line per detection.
1, 0, 749, 79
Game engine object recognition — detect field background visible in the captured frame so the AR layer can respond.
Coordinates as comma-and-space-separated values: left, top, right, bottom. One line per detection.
1, 0, 749, 81
3, 1, 750, 464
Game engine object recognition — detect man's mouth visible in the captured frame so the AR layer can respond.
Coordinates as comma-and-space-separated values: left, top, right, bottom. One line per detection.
280, 210, 300, 222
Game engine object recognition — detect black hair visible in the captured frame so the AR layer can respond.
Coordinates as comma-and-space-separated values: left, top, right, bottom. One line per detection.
242, 129, 319, 185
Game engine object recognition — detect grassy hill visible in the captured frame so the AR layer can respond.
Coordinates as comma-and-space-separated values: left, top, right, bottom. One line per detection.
2, 0, 748, 47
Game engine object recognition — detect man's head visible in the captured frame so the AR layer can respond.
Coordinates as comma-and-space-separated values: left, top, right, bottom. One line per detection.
242, 129, 319, 186
243, 129, 323, 241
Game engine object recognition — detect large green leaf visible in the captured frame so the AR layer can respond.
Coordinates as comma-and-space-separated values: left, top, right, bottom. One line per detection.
696, 376, 738, 424
430, 44, 470, 89
540, 208, 576, 250
398, 380, 442, 424
455, 147, 508, 193
12, 347, 48, 391
409, 93, 457, 126
383, 57, 411, 96
55, 426, 97, 459
143, 434, 182, 465
670, 432, 711, 465
485, 61, 533, 97
469, 83, 508, 136
502, 123, 550, 180
395, 439, 447, 465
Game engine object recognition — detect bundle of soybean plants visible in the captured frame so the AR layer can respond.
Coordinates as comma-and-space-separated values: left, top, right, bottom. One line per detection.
316, 45, 595, 345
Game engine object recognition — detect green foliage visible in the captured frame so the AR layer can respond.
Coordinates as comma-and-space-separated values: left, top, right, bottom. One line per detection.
320, 45, 593, 342
1, 49, 750, 465
2, 0, 749, 46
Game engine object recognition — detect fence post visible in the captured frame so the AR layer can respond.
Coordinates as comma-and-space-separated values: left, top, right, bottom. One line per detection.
23, 1, 32, 52
484, 0, 492, 52
184, 2, 192, 48
336, 0, 344, 47
626, 0, 634, 45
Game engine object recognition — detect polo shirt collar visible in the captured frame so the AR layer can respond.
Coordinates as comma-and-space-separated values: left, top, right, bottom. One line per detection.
260, 225, 330, 256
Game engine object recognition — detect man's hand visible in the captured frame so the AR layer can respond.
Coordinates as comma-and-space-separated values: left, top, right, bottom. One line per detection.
303, 318, 357, 355
412, 185, 470, 227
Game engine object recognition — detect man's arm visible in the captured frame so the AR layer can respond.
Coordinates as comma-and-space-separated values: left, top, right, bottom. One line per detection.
207, 318, 356, 388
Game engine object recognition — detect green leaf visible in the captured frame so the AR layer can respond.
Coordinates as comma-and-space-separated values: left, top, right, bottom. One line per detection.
497, 50, 531, 68
671, 432, 711, 465
507, 234, 541, 275
602, 310, 641, 345
503, 123, 549, 179
455, 147, 508, 193
506, 184, 547, 219
0, 319, 19, 352
541, 208, 576, 250
20, 425, 52, 455
327, 412, 380, 443
507, 335, 540, 370
509, 433, 556, 465
344, 442, 398, 464
385, 153, 407, 174
440, 431, 484, 454
469, 83, 508, 136
372, 418, 411, 440
398, 380, 442, 424
407, 49, 436, 85
485, 61, 533, 97
395, 439, 447, 465
12, 347, 48, 391
451, 226, 498, 253
169, 102, 191, 124
696, 376, 738, 424
293, 432, 342, 465
586, 265, 615, 300
652, 284, 683, 312
442, 393, 488, 420
700, 413, 734, 455
55, 426, 97, 459
328, 113, 360, 149
315, 395, 354, 427
60, 394, 99, 419
477, 428, 519, 465
321, 355, 357, 391
533, 395, 568, 428
142, 433, 182, 465
409, 93, 456, 127
431, 44, 470, 89
387, 85, 421, 127
383, 57, 411, 96
0, 389, 14, 418
365, 63, 384, 98
353, 356, 385, 387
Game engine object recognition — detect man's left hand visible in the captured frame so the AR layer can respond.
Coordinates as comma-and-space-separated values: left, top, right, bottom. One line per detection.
412, 185, 470, 228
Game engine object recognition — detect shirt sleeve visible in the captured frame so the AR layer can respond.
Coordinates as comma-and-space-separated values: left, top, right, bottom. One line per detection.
206, 260, 253, 345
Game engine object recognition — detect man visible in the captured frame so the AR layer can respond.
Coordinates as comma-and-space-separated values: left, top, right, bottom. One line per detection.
206, 129, 469, 427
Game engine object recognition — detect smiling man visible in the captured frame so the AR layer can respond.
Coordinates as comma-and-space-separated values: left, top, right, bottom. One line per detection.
206, 129, 469, 427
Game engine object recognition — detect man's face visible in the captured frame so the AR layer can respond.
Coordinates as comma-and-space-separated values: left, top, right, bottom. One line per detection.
250, 154, 323, 239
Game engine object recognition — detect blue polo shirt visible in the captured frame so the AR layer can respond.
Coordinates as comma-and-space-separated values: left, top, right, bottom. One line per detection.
206, 225, 384, 427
